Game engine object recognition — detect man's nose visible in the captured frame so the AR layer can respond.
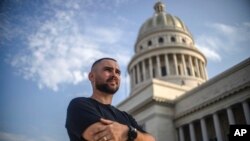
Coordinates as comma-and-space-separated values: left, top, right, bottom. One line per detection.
111, 71, 119, 79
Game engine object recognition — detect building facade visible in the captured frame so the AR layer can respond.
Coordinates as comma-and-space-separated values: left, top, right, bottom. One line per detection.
117, 2, 250, 141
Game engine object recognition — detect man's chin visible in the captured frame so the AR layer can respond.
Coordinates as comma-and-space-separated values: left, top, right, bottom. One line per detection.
96, 83, 119, 95
106, 88, 119, 95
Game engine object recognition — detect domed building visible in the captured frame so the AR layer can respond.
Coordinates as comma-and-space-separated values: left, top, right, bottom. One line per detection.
129, 1, 207, 93
118, 1, 250, 141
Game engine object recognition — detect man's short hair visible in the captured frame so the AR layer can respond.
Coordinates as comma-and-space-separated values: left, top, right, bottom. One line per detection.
91, 57, 117, 70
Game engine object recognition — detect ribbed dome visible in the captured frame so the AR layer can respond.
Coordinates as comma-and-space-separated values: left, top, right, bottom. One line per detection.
138, 2, 191, 40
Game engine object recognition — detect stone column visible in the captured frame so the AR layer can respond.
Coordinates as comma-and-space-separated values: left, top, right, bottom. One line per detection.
173, 54, 179, 75
189, 122, 196, 141
200, 118, 208, 141
195, 58, 201, 78
199, 61, 205, 79
134, 66, 137, 84
182, 54, 187, 75
156, 55, 161, 77
165, 54, 170, 75
203, 62, 208, 80
130, 69, 133, 90
131, 66, 135, 88
242, 101, 250, 124
149, 57, 153, 78
136, 64, 140, 83
227, 107, 235, 125
142, 60, 146, 81
178, 126, 185, 141
189, 56, 195, 77
213, 113, 223, 141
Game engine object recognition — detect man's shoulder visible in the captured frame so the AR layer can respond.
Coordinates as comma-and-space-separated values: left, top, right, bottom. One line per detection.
71, 97, 89, 102
68, 97, 93, 107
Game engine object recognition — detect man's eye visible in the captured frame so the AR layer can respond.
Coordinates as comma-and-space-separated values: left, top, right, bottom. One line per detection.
116, 71, 121, 75
104, 68, 112, 72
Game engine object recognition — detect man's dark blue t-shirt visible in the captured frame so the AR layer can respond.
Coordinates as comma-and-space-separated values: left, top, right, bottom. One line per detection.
65, 97, 145, 141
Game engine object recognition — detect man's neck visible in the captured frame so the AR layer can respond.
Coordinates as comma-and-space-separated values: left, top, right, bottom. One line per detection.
91, 92, 113, 105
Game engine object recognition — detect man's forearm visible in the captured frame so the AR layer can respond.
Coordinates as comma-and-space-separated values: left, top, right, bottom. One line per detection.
83, 119, 156, 141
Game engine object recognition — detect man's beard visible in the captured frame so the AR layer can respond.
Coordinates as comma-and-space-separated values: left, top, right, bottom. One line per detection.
95, 78, 119, 95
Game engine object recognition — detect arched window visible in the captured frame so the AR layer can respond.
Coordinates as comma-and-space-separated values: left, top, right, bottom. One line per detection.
148, 40, 152, 46
158, 37, 164, 44
171, 36, 176, 42
182, 38, 186, 43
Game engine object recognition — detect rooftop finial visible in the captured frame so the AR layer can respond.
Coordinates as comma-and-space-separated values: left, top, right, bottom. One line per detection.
154, 0, 166, 13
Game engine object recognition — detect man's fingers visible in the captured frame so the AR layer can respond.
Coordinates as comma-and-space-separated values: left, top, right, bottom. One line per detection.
93, 129, 109, 141
100, 118, 113, 125
93, 124, 107, 134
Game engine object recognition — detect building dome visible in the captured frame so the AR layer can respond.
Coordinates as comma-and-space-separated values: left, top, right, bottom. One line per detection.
138, 1, 192, 42
128, 1, 207, 93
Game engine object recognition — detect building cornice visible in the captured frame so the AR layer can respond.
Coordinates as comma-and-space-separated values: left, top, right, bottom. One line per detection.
174, 82, 250, 120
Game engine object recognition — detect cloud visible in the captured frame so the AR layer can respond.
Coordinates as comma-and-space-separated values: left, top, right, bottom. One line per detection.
196, 22, 250, 62
0, 132, 56, 141
211, 22, 250, 43
11, 14, 104, 91
9, 0, 133, 92
196, 44, 221, 62
196, 35, 222, 61
85, 26, 123, 44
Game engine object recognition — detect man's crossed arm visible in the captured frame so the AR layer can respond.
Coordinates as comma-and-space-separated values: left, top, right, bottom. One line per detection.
82, 118, 155, 141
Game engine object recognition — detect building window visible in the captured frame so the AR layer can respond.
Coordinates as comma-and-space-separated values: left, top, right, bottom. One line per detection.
187, 67, 191, 76
182, 38, 186, 43
152, 68, 156, 78
158, 37, 164, 44
140, 46, 143, 50
171, 36, 176, 42
148, 40, 152, 46
161, 66, 167, 76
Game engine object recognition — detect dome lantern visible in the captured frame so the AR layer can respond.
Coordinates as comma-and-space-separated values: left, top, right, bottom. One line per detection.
154, 1, 165, 13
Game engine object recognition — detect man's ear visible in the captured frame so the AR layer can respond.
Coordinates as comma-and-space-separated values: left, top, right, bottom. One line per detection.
88, 72, 94, 82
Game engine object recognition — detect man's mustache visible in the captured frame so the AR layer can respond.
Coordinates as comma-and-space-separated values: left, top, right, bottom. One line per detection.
107, 76, 118, 82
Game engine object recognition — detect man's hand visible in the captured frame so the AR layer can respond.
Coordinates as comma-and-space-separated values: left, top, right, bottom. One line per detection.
82, 118, 128, 141
95, 118, 129, 141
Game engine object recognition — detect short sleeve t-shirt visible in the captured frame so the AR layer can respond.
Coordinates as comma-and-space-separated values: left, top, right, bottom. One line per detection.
65, 97, 145, 141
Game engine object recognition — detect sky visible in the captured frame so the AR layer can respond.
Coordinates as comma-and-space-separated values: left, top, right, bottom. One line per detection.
0, 0, 250, 141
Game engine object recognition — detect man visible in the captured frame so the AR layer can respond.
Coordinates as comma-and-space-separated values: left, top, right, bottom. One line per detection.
66, 58, 155, 141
